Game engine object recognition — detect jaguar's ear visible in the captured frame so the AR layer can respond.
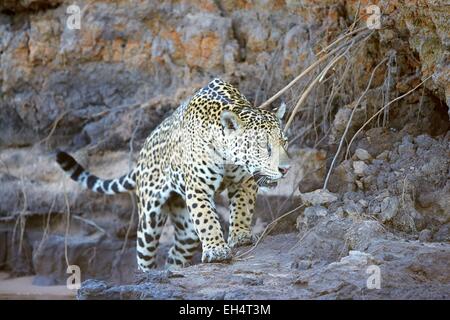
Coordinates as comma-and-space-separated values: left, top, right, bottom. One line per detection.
220, 110, 241, 134
275, 102, 286, 120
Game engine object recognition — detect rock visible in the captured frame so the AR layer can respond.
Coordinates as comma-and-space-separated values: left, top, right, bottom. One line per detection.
345, 220, 386, 251
353, 161, 368, 176
305, 205, 328, 218
354, 148, 372, 161
0, 229, 34, 276
376, 151, 389, 161
343, 201, 363, 217
73, 228, 450, 300
333, 250, 376, 267
414, 134, 436, 148
0, 231, 6, 270
433, 224, 450, 242
379, 197, 400, 223
296, 148, 327, 193
329, 105, 367, 145
294, 216, 350, 264
32, 235, 136, 285
355, 179, 364, 190
294, 237, 450, 299
347, 1, 450, 107
419, 229, 433, 242
0, 0, 327, 150
398, 136, 415, 157
358, 199, 368, 208
291, 259, 312, 270
297, 205, 328, 230
299, 189, 338, 206
327, 160, 356, 193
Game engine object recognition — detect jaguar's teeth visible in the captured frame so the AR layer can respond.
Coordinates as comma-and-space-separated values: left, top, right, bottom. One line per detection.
254, 175, 278, 188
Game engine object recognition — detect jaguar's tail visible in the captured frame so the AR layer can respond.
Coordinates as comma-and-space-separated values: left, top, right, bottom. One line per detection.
56, 150, 136, 194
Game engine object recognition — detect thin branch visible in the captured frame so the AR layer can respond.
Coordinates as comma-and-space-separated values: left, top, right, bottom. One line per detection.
345, 75, 432, 159
317, 26, 367, 56
37, 110, 70, 149
258, 41, 352, 109
120, 192, 136, 256
284, 45, 352, 131
72, 215, 107, 234
323, 56, 388, 190
33, 197, 55, 260
234, 204, 305, 259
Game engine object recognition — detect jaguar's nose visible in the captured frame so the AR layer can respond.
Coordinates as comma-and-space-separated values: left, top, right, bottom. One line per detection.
278, 165, 290, 176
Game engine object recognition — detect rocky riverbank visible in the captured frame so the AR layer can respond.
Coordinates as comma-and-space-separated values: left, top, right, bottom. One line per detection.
0, 0, 449, 299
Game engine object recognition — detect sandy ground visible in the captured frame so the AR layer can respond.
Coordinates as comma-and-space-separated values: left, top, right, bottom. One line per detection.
0, 272, 76, 300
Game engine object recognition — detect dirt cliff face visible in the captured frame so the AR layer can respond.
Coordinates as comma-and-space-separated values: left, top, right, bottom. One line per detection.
0, 0, 321, 148
0, 1, 449, 299
2, 0, 447, 149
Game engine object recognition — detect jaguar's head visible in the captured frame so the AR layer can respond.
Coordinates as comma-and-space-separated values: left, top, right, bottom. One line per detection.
194, 78, 291, 187
220, 103, 291, 188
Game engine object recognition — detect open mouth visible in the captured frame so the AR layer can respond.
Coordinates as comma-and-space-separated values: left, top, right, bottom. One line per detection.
253, 172, 279, 188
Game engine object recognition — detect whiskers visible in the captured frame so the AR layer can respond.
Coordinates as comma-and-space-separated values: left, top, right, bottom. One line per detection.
253, 171, 278, 188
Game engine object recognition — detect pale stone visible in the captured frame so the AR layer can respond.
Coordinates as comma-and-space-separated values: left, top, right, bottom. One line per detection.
300, 189, 338, 206
354, 148, 372, 161
353, 161, 368, 176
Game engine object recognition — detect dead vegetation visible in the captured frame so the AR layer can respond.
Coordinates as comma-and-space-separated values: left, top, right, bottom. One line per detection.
246, 14, 443, 253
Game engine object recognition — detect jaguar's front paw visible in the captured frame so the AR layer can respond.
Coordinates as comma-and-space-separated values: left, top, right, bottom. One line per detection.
228, 231, 254, 248
201, 245, 231, 263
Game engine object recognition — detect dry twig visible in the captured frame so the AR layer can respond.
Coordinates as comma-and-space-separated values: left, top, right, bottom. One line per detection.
258, 42, 352, 110
345, 75, 432, 158
323, 56, 388, 190
235, 204, 305, 259
284, 45, 352, 131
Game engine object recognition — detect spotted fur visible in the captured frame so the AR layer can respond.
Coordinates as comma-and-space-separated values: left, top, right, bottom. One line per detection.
56, 78, 290, 272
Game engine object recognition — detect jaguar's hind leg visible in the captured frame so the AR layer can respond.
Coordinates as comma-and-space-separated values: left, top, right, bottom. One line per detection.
136, 175, 170, 272
166, 194, 200, 268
